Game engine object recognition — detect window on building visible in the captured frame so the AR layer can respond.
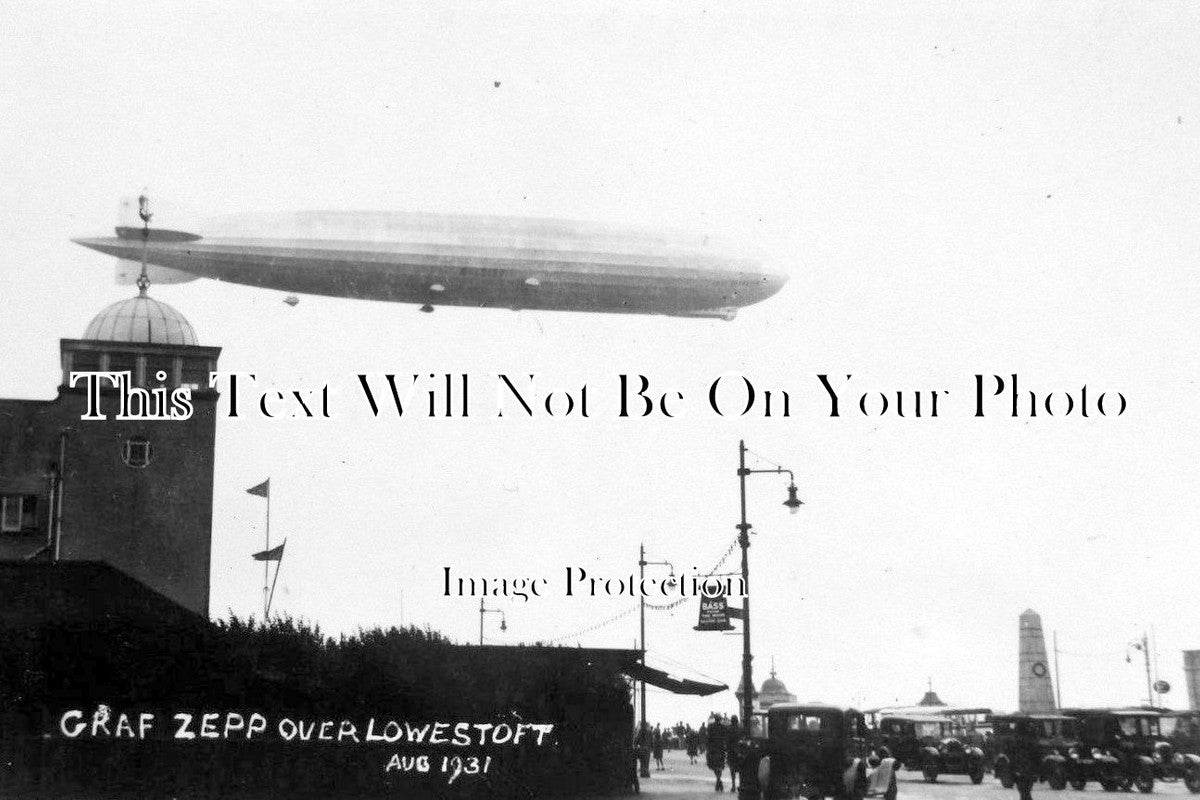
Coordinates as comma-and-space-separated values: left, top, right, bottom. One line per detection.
108, 352, 138, 383
181, 357, 209, 391
145, 355, 176, 387
123, 437, 152, 468
71, 350, 103, 373
1, 495, 37, 533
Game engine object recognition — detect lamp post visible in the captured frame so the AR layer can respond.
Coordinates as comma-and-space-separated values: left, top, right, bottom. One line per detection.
479, 598, 506, 645
637, 543, 676, 778
1129, 632, 1153, 706
737, 439, 803, 732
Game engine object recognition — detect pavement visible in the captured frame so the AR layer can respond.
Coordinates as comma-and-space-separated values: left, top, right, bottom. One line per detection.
619, 751, 1200, 800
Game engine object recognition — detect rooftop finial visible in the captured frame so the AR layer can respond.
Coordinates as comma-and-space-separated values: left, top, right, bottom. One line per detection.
136, 192, 152, 296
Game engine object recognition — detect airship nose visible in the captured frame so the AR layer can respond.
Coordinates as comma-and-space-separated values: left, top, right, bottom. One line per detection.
758, 270, 789, 299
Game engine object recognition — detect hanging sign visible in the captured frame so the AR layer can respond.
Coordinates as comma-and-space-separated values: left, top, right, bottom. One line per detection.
694, 596, 734, 631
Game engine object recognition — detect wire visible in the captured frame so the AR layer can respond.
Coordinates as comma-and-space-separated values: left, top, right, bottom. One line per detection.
746, 447, 785, 472
542, 534, 742, 641
543, 605, 637, 645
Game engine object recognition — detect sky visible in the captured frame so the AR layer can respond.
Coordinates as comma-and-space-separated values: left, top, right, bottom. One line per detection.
2, 1, 1199, 726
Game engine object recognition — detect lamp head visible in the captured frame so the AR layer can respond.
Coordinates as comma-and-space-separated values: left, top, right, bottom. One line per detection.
500, 617, 507, 632
666, 570, 678, 589
783, 482, 803, 514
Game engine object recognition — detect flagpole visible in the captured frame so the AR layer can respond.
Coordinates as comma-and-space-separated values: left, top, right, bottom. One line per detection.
266, 542, 285, 620
264, 488, 270, 620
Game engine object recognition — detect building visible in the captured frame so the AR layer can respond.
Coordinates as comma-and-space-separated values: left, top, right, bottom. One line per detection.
734, 659, 798, 713
1185, 650, 1200, 712
0, 284, 220, 616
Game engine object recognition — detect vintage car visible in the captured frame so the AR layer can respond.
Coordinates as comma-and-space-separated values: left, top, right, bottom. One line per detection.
738, 704, 898, 800
876, 714, 985, 783
1143, 712, 1200, 792
1061, 709, 1159, 793
991, 714, 1083, 790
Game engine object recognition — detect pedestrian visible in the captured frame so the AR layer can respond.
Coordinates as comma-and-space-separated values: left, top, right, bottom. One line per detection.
635, 721, 652, 779
727, 715, 743, 793
1010, 718, 1039, 800
687, 726, 700, 764
706, 715, 728, 791
653, 725, 665, 771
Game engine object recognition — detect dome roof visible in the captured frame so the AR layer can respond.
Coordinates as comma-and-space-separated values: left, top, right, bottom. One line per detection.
761, 674, 789, 695
84, 293, 198, 346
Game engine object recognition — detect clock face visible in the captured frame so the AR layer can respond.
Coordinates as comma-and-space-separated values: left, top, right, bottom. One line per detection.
1031, 661, 1048, 678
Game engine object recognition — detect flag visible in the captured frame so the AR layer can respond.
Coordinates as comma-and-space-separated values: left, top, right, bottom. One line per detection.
252, 540, 285, 561
246, 478, 270, 498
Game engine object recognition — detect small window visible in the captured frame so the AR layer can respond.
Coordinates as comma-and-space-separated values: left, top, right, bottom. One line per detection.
145, 356, 176, 387
787, 715, 824, 732
108, 352, 138, 383
123, 437, 152, 468
71, 350, 103, 373
1, 495, 37, 533
181, 357, 209, 390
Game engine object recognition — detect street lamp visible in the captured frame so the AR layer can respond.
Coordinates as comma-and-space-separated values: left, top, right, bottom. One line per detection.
1128, 632, 1154, 706
479, 598, 507, 645
736, 439, 802, 732
638, 543, 676, 778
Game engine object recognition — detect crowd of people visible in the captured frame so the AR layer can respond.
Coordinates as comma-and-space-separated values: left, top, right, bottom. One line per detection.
633, 713, 747, 792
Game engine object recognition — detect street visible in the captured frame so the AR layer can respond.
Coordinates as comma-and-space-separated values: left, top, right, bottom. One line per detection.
617, 751, 1199, 800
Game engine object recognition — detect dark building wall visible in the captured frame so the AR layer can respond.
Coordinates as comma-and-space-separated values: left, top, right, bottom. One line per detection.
0, 400, 62, 560
53, 388, 218, 617
0, 339, 221, 618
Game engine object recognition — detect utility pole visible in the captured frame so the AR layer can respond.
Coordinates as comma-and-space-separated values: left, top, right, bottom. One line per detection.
479, 598, 506, 645
1130, 632, 1153, 706
736, 440, 802, 731
637, 543, 675, 780
737, 440, 753, 729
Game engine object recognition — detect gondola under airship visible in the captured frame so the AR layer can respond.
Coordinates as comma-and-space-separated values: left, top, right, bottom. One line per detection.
73, 208, 787, 320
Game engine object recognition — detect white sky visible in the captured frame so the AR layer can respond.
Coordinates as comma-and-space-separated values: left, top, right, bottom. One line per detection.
2, 1, 1199, 726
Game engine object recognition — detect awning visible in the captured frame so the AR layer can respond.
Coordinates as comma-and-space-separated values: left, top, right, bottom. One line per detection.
623, 662, 727, 696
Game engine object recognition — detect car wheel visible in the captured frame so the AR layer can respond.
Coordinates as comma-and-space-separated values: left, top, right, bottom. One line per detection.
1048, 763, 1068, 791
1070, 778, 1088, 791
1118, 773, 1135, 792
1135, 765, 1154, 794
922, 764, 938, 783
1185, 764, 1200, 794
970, 763, 985, 785
1102, 780, 1120, 792
1001, 774, 1015, 789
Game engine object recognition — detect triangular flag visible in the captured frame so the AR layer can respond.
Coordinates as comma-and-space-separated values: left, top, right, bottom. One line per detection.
246, 478, 270, 498
252, 540, 285, 561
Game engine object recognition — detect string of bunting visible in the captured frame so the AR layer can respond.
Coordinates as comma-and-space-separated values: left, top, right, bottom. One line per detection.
644, 534, 739, 611
543, 534, 741, 642
544, 605, 637, 645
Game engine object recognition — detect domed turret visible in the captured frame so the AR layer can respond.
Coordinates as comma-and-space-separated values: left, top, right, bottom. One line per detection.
761, 672, 789, 695
83, 292, 198, 346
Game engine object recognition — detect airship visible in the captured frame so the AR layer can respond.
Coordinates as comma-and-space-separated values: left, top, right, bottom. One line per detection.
73, 207, 786, 320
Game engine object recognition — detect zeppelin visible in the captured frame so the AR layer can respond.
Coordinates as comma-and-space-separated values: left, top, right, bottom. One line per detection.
73, 208, 787, 320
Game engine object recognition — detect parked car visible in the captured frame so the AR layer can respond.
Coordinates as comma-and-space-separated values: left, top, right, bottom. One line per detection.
876, 714, 985, 783
1144, 712, 1200, 792
1061, 709, 1158, 793
739, 704, 898, 800
991, 714, 1081, 790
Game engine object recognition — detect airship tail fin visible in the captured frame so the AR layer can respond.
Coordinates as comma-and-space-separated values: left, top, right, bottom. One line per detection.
115, 259, 199, 285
